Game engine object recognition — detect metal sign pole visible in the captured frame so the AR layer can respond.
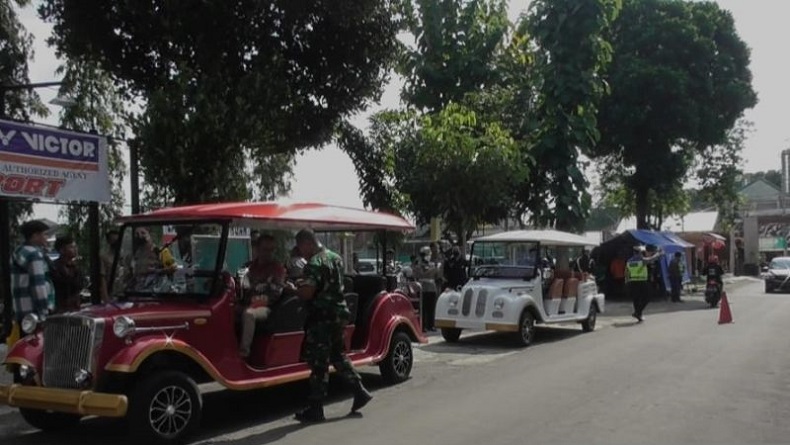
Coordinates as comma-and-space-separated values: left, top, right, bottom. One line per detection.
0, 88, 11, 339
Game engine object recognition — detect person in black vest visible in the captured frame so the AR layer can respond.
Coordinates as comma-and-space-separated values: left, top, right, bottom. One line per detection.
443, 245, 468, 291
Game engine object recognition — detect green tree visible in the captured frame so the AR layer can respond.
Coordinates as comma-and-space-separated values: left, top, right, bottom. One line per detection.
398, 0, 509, 113
337, 111, 411, 214
694, 120, 751, 230
513, 0, 620, 232
54, 58, 127, 249
1, 0, 48, 233
41, 0, 400, 205
596, 0, 757, 229
397, 103, 525, 249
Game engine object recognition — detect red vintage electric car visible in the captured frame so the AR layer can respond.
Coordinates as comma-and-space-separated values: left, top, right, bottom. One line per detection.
0, 202, 425, 443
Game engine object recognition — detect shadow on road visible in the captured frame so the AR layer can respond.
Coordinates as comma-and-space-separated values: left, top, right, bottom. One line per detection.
0, 373, 389, 445
420, 326, 583, 354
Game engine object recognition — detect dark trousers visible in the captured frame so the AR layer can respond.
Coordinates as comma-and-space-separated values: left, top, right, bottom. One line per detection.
421, 291, 437, 331
629, 281, 650, 316
301, 319, 360, 403
670, 277, 682, 302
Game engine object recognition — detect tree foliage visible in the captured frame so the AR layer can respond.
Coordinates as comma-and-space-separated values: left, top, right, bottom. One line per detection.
398, 0, 509, 113
40, 0, 401, 205
513, 0, 620, 232
596, 0, 757, 229
396, 103, 525, 246
55, 58, 127, 244
341, 103, 524, 250
694, 120, 751, 229
1, 0, 47, 233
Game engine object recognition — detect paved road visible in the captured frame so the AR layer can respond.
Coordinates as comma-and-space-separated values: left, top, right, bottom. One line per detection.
3, 279, 790, 444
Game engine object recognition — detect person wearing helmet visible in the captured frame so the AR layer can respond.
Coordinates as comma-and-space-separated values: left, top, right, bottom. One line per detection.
625, 244, 663, 322
705, 255, 724, 291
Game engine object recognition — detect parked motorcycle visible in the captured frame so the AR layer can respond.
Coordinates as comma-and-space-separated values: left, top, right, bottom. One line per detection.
704, 279, 721, 308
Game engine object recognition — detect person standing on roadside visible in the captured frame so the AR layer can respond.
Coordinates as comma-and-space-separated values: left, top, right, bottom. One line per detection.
50, 234, 86, 312
7, 220, 55, 346
626, 245, 663, 322
668, 252, 684, 303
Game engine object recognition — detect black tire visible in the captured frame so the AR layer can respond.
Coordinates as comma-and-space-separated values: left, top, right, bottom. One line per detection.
379, 331, 413, 384
129, 371, 202, 444
441, 328, 462, 343
514, 310, 536, 347
19, 408, 81, 432
581, 304, 597, 333
765, 283, 772, 294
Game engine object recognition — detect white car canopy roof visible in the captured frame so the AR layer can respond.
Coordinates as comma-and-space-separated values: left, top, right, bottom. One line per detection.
473, 230, 599, 247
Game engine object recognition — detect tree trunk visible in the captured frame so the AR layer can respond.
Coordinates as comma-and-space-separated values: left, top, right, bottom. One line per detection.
635, 186, 650, 230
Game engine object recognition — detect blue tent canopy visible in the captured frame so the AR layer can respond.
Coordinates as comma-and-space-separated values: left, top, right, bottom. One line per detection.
626, 230, 692, 288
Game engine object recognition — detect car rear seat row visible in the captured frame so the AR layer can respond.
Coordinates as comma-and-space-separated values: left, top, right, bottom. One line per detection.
544, 270, 588, 315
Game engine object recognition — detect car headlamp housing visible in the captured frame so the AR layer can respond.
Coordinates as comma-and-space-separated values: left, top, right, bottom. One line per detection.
20, 313, 40, 334
113, 315, 136, 338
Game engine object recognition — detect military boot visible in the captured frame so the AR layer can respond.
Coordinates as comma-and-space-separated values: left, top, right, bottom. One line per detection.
350, 380, 372, 413
294, 403, 325, 423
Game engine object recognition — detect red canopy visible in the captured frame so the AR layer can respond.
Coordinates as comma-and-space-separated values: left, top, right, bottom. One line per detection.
117, 202, 415, 232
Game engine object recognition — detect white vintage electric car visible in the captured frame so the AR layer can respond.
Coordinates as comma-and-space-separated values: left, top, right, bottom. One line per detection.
434, 230, 604, 346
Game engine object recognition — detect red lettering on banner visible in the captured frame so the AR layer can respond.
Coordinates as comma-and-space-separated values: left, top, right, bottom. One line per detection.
0, 174, 67, 198
4, 176, 24, 193
24, 177, 46, 196
45, 179, 65, 197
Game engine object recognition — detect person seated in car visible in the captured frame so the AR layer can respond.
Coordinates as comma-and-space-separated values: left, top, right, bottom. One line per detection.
239, 234, 292, 359
123, 227, 177, 291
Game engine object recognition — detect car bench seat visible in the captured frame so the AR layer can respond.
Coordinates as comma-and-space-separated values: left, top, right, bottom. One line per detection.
544, 278, 564, 316
349, 274, 387, 348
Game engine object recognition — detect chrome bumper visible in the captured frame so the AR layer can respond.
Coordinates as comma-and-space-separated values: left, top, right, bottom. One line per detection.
0, 384, 128, 417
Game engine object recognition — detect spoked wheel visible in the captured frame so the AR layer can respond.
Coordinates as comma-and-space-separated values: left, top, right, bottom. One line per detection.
514, 311, 536, 347
380, 331, 413, 384
130, 371, 202, 444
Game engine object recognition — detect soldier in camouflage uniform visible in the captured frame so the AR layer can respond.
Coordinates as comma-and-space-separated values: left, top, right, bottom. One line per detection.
293, 229, 372, 422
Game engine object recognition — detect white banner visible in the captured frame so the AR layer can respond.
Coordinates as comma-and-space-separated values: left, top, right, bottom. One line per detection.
0, 119, 110, 203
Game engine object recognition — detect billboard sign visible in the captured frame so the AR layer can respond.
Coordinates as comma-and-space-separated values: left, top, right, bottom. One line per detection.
0, 119, 110, 203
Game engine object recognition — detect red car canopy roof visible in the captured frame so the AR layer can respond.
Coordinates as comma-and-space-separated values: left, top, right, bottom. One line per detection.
116, 202, 414, 232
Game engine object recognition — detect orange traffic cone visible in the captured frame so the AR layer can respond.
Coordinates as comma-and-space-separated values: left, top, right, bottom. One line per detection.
718, 291, 733, 324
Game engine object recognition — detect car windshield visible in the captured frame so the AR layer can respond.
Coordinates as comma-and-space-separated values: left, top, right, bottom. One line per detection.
470, 240, 539, 278
770, 258, 790, 270
111, 222, 228, 298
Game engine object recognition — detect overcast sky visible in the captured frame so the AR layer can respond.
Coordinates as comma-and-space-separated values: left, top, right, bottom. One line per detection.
15, 0, 789, 222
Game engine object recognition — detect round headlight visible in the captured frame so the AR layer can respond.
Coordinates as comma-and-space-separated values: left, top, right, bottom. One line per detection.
113, 316, 136, 338
448, 295, 459, 307
20, 313, 40, 334
494, 298, 505, 310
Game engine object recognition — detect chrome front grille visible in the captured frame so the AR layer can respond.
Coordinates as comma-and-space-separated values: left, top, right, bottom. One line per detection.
43, 316, 101, 389
462, 288, 473, 316
475, 290, 488, 317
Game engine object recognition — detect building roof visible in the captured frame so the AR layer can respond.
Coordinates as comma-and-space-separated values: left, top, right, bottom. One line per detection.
616, 211, 719, 233
739, 178, 785, 202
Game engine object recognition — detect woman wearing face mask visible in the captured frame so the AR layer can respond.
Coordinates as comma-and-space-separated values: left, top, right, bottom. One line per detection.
413, 246, 439, 332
